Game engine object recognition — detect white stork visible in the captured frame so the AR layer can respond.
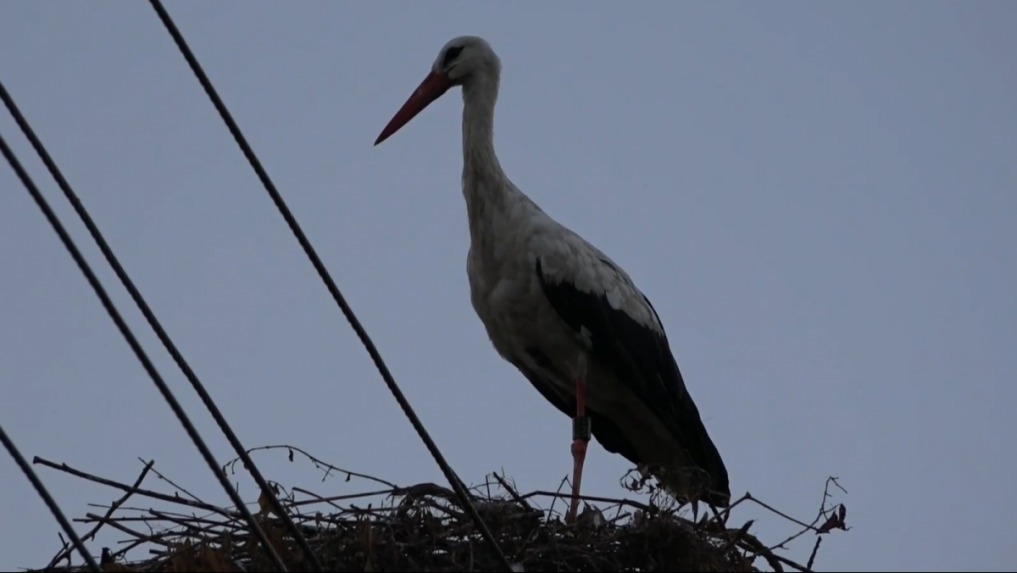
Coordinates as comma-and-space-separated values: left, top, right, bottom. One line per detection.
374, 35, 731, 521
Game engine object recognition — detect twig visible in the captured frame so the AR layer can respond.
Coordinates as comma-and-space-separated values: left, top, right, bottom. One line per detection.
34, 457, 234, 518
523, 489, 653, 514
140, 457, 202, 503
544, 475, 570, 525
289, 488, 396, 509
491, 471, 530, 511
223, 444, 398, 489
763, 476, 850, 553
807, 537, 822, 570
744, 492, 816, 532
46, 459, 154, 569
82, 513, 174, 549
736, 534, 786, 573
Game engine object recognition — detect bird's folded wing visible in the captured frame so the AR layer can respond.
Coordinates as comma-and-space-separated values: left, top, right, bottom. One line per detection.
534, 256, 719, 476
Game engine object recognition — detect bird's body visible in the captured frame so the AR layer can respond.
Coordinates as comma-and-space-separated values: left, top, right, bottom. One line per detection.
375, 35, 731, 511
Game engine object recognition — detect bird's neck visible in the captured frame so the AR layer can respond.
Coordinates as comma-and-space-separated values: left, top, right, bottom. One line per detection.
460, 75, 520, 251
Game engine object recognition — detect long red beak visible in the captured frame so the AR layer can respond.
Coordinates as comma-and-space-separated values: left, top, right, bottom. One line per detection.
374, 71, 454, 146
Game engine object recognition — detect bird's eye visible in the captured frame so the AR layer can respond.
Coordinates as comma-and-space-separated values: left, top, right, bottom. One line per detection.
442, 46, 464, 68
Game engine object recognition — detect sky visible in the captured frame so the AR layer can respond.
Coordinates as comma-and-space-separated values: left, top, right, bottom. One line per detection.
1, 2, 1014, 571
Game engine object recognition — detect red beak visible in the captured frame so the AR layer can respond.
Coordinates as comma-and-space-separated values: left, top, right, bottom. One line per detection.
374, 71, 455, 146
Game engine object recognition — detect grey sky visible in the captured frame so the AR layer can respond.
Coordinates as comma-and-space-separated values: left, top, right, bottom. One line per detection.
1, 2, 1014, 571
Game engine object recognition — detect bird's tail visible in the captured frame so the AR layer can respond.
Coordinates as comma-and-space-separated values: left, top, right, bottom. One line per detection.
646, 455, 731, 510
692, 431, 732, 508
658, 399, 732, 509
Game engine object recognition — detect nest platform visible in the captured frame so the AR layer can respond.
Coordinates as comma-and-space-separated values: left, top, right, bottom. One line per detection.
29, 446, 847, 572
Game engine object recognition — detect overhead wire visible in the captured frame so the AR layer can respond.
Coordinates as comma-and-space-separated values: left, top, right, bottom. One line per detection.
0, 76, 324, 573
0, 423, 101, 573
0, 106, 289, 572
145, 1, 514, 570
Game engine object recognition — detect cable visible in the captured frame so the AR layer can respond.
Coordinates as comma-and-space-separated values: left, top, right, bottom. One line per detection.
0, 423, 101, 573
0, 79, 323, 573
145, 1, 514, 569
0, 128, 288, 572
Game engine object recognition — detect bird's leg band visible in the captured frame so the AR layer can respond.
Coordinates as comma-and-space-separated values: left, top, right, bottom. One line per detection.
572, 416, 591, 442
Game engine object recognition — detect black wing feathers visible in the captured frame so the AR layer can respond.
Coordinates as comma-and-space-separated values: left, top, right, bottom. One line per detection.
534, 257, 730, 506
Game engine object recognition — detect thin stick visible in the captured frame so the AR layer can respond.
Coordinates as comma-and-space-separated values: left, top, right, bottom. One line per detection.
34, 457, 232, 517
46, 459, 154, 569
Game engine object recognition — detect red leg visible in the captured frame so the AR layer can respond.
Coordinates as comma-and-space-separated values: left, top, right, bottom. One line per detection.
566, 360, 590, 524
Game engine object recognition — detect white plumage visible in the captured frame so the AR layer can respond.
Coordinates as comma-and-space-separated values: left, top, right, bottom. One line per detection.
375, 35, 730, 520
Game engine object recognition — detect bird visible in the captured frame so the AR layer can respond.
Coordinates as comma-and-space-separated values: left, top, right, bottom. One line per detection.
374, 35, 731, 522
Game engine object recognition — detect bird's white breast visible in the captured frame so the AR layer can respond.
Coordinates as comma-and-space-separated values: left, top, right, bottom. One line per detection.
465, 183, 664, 387
467, 212, 571, 358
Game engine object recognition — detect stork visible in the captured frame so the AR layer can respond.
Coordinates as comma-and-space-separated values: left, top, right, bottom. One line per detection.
374, 35, 731, 522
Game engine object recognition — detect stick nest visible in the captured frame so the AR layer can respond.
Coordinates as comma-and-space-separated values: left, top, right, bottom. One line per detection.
30, 445, 849, 572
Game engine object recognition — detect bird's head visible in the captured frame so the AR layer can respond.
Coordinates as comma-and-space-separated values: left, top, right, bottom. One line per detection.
374, 35, 501, 146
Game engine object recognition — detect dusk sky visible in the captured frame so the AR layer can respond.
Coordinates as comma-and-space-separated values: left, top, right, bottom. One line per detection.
1, 2, 1014, 571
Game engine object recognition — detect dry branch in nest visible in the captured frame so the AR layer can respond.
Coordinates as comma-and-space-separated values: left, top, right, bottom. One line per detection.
29, 445, 848, 572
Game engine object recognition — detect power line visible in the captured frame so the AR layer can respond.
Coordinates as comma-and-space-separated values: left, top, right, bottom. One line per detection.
0, 423, 101, 573
0, 122, 289, 572
145, 1, 513, 569
0, 77, 323, 573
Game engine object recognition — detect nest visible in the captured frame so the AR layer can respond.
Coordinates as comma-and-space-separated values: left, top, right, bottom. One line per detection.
30, 446, 848, 572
